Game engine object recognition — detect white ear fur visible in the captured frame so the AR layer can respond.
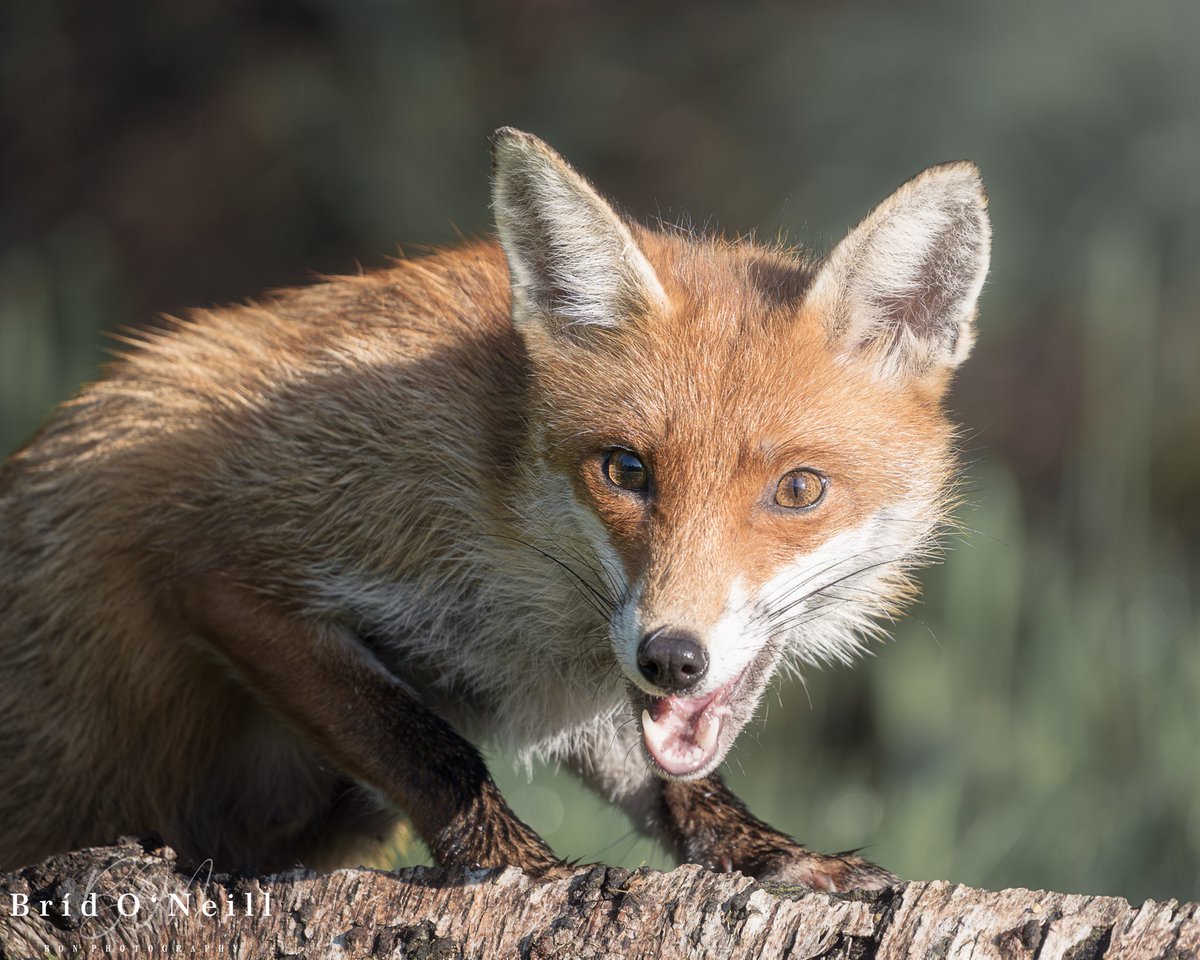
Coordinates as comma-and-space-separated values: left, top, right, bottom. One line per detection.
491, 127, 666, 337
807, 162, 991, 378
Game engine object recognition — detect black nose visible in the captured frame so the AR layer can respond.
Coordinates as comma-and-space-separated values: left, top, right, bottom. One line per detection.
637, 629, 709, 694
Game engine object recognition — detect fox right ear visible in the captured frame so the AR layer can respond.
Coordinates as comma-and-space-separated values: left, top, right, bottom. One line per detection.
491, 127, 666, 340
806, 162, 991, 382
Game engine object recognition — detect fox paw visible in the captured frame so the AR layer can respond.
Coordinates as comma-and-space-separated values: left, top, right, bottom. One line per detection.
751, 846, 897, 893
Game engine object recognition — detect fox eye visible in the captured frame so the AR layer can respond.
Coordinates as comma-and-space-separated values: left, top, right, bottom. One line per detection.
603, 449, 649, 492
775, 469, 826, 510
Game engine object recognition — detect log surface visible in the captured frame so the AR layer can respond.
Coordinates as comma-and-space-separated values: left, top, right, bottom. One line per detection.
0, 837, 1196, 959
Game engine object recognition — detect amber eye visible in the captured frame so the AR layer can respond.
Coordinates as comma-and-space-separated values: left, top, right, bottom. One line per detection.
603, 449, 649, 492
775, 469, 826, 509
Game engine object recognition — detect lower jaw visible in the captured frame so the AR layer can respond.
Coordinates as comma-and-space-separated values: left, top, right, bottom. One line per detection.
645, 747, 723, 780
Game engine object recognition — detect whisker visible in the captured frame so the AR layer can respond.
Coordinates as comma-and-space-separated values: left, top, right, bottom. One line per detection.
760, 553, 909, 628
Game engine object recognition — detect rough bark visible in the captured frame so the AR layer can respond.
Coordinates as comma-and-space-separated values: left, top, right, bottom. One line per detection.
0, 837, 1196, 959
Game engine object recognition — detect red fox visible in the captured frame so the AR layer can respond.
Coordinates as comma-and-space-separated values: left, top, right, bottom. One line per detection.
0, 129, 989, 891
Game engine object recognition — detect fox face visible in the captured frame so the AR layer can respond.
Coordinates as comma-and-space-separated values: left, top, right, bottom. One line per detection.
492, 129, 989, 780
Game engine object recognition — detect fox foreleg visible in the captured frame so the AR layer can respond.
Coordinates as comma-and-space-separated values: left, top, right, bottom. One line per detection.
174, 574, 564, 875
570, 721, 896, 892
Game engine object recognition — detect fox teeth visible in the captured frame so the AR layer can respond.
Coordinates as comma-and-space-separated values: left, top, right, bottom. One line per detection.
642, 708, 669, 756
696, 713, 720, 753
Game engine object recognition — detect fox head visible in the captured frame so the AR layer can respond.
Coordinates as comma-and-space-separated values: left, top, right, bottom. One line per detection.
491, 128, 990, 779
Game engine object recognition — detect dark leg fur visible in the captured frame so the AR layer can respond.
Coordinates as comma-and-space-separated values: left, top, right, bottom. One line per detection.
660, 775, 896, 892
569, 728, 896, 892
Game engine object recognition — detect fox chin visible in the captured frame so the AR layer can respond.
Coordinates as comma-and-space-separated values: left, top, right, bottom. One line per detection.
0, 127, 989, 892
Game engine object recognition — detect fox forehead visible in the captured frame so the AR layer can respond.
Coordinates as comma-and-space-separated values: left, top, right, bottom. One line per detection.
527, 233, 956, 610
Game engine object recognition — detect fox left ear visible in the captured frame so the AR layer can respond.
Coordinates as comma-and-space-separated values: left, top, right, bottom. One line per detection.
807, 162, 991, 381
491, 127, 667, 341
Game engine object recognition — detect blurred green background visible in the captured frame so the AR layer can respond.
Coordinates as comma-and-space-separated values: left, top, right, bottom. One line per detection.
2, 0, 1197, 903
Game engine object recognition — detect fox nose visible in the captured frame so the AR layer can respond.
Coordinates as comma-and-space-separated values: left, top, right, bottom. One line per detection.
637, 629, 709, 694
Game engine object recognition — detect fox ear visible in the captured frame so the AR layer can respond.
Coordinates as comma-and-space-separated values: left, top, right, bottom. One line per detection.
807, 162, 990, 380
491, 127, 667, 339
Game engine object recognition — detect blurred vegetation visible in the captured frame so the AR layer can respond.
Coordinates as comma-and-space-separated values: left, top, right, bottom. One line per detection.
2, 0, 1197, 903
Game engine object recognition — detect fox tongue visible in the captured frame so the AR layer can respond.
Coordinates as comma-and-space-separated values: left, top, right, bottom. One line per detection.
641, 693, 723, 777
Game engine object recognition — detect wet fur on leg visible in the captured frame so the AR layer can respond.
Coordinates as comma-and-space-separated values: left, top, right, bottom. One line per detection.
661, 776, 896, 892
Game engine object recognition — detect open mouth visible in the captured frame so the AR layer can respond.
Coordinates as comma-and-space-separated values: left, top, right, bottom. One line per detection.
639, 673, 743, 777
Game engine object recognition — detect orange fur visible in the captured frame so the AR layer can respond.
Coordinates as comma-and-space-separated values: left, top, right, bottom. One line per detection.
0, 131, 987, 889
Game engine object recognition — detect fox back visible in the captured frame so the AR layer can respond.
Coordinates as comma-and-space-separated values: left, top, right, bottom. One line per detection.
0, 129, 988, 878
